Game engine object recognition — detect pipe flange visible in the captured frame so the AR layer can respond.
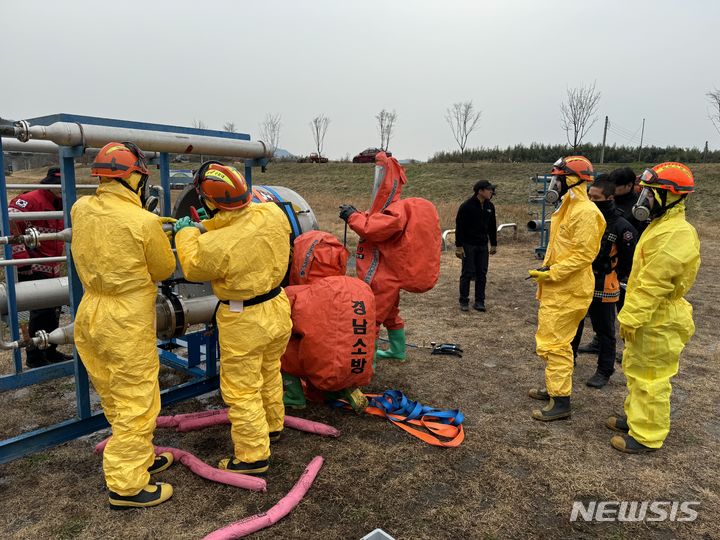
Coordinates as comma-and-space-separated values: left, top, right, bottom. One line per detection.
24, 228, 40, 249
15, 120, 30, 143
33, 330, 50, 350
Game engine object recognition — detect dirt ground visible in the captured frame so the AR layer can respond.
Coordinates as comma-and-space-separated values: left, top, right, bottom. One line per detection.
1, 163, 719, 539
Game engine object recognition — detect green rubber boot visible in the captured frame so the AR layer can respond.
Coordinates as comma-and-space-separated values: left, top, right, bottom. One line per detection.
375, 328, 406, 361
282, 373, 306, 410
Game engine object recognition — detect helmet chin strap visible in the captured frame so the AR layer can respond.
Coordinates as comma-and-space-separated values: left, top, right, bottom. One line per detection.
651, 190, 685, 218
116, 174, 149, 204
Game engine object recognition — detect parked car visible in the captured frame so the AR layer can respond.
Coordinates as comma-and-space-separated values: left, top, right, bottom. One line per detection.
297, 152, 329, 163
352, 148, 392, 163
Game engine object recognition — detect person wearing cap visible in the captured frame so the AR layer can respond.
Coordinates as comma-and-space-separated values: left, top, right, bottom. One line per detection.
454, 180, 497, 312
8, 167, 72, 368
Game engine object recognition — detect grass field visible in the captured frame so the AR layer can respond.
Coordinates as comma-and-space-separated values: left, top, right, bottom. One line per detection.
1, 161, 719, 539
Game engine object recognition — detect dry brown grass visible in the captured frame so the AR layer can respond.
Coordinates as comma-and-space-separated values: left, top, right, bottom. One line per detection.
1, 163, 719, 539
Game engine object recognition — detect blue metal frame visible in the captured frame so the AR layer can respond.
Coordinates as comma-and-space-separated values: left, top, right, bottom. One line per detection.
0, 114, 266, 464
532, 174, 552, 259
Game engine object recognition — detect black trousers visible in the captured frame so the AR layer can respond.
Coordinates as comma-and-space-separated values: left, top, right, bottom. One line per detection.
572, 299, 616, 376
459, 244, 489, 305
18, 273, 61, 360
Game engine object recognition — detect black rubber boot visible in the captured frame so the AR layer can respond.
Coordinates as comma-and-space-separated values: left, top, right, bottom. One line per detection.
528, 388, 550, 400
578, 335, 600, 354
109, 482, 173, 509
586, 371, 610, 388
605, 415, 629, 433
610, 433, 657, 454
218, 458, 269, 476
148, 452, 174, 475
532, 396, 571, 421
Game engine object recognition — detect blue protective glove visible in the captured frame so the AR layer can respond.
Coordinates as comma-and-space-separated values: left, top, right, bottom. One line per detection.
174, 216, 195, 234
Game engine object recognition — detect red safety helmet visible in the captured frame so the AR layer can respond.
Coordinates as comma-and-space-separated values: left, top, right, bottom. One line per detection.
550, 156, 594, 182
194, 161, 251, 211
91, 141, 149, 179
639, 162, 695, 195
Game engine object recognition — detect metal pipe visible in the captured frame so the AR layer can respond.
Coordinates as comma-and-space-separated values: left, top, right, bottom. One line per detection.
6, 121, 271, 159
9, 211, 63, 221
0, 227, 72, 247
527, 219, 550, 231
0, 256, 66, 268
2, 137, 161, 158
0, 277, 69, 314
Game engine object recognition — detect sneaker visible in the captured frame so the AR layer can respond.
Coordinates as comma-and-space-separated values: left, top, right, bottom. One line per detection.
610, 434, 657, 454
218, 458, 269, 476
148, 452, 174, 475
108, 482, 173, 509
586, 372, 610, 388
605, 415, 629, 433
25, 352, 49, 369
269, 431, 282, 444
460, 304, 469, 312
578, 336, 600, 354
528, 388, 550, 400
473, 302, 486, 312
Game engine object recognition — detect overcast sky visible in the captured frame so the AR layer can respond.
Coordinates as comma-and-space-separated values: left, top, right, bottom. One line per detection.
2, 0, 719, 160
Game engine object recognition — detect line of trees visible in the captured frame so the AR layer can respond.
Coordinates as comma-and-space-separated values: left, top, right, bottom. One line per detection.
430, 142, 720, 164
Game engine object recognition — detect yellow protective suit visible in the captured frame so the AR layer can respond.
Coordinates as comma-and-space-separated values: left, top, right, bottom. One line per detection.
535, 180, 605, 396
175, 202, 292, 463
71, 181, 176, 496
618, 203, 700, 448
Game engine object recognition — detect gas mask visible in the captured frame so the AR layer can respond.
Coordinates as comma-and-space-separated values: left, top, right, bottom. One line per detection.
631, 188, 654, 221
545, 175, 567, 204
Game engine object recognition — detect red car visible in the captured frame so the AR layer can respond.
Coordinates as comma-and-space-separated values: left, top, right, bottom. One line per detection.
352, 148, 392, 163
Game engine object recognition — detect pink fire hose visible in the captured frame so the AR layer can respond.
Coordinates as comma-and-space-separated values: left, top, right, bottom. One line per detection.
202, 456, 324, 540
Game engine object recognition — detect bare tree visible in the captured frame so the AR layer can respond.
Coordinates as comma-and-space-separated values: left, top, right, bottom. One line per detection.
192, 119, 207, 130
376, 109, 397, 151
445, 101, 482, 167
707, 89, 720, 136
223, 121, 237, 133
309, 114, 330, 157
260, 113, 282, 156
560, 82, 601, 151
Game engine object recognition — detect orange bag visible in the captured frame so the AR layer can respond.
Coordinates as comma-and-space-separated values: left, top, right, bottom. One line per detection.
282, 276, 376, 391
384, 197, 441, 293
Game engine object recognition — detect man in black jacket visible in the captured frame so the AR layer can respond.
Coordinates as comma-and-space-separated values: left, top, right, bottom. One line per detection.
455, 180, 497, 312
572, 176, 637, 387
609, 167, 647, 236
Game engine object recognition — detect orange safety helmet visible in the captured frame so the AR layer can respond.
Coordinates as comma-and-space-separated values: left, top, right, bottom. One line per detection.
194, 161, 251, 211
91, 141, 149, 179
639, 162, 695, 195
550, 155, 594, 182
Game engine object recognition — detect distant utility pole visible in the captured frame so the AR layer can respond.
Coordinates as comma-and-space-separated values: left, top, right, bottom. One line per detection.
703, 140, 709, 163
637, 118, 645, 162
599, 115, 608, 164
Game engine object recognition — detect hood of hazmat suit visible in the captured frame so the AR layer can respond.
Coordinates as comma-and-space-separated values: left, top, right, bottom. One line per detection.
175, 201, 292, 464
618, 203, 700, 448
290, 230, 348, 286
535, 179, 606, 397
71, 180, 176, 495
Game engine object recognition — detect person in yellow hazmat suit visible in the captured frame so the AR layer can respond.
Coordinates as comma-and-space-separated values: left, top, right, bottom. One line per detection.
174, 161, 292, 475
528, 156, 605, 421
72, 142, 177, 509
606, 162, 700, 453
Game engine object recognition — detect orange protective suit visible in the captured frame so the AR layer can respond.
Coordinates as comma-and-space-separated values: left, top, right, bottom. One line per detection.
346, 153, 440, 329
282, 231, 376, 390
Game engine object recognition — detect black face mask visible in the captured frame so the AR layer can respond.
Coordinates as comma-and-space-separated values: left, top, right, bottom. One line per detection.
594, 199, 615, 214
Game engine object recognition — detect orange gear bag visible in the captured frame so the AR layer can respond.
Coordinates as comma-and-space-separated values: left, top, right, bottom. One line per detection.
385, 197, 441, 293
281, 276, 376, 391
